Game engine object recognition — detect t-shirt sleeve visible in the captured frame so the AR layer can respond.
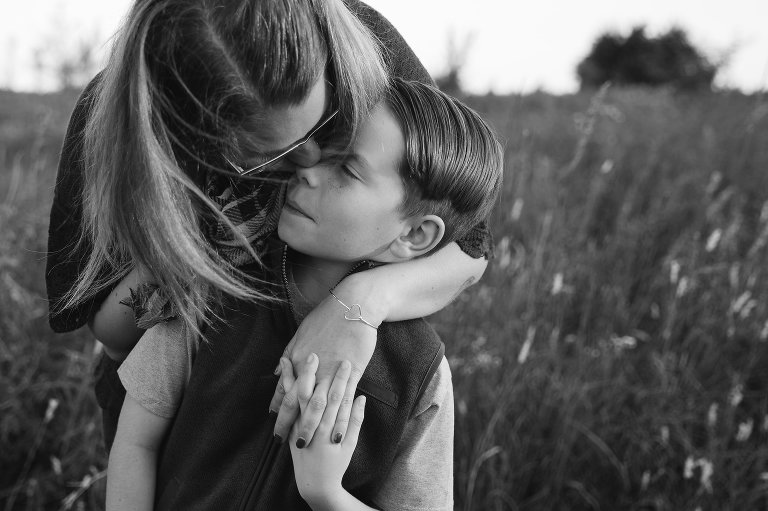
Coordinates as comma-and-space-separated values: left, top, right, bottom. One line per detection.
117, 320, 196, 419
46, 74, 117, 332
372, 357, 454, 511
456, 220, 494, 260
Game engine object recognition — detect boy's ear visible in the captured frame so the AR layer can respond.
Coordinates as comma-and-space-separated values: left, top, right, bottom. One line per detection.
389, 215, 445, 261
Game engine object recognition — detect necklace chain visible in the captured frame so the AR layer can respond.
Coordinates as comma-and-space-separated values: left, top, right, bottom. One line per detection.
281, 245, 371, 321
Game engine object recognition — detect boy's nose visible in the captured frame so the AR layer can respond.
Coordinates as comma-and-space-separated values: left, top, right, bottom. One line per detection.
295, 161, 321, 187
288, 138, 322, 168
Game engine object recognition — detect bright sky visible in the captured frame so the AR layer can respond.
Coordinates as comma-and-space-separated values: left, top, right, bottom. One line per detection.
2, 0, 767, 94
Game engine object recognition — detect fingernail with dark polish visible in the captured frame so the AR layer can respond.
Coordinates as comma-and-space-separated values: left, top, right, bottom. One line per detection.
296, 437, 306, 449
268, 409, 278, 417
333, 432, 343, 444
274, 433, 283, 444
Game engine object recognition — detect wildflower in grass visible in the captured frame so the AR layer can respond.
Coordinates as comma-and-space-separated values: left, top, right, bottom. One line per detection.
729, 383, 744, 407
760, 320, 768, 341
549, 327, 560, 347
473, 352, 501, 371
705, 171, 722, 196
669, 260, 680, 284
50, 456, 62, 476
684, 456, 714, 493
739, 299, 756, 319
731, 291, 752, 315
497, 236, 511, 270
552, 273, 564, 295
600, 159, 614, 174
761, 472, 768, 482
660, 426, 670, 445
476, 285, 493, 308
736, 419, 754, 442
517, 326, 536, 364
676, 276, 689, 297
609, 335, 637, 351
510, 198, 523, 221
684, 456, 695, 478
44, 398, 59, 424
641, 470, 651, 491
729, 264, 740, 289
707, 403, 718, 428
705, 229, 722, 252
456, 399, 468, 417
699, 459, 714, 493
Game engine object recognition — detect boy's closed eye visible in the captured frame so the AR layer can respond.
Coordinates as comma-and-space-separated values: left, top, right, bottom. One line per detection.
339, 163, 361, 181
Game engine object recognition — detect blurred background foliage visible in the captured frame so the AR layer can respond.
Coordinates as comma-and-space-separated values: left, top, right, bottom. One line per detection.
2, 27, 768, 510
577, 26, 720, 91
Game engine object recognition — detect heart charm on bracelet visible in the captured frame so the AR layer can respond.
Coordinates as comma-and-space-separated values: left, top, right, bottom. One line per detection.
344, 304, 363, 321
330, 290, 378, 330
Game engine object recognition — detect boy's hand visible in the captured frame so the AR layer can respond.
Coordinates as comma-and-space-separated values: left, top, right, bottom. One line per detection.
274, 355, 355, 449
288, 358, 366, 503
270, 289, 380, 441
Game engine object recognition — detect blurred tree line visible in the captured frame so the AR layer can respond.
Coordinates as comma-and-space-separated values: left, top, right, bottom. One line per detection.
27, 18, 723, 95
576, 26, 719, 91
437, 25, 722, 96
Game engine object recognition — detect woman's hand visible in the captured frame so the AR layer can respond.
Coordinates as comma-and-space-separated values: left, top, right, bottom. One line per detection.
284, 356, 367, 508
270, 279, 382, 442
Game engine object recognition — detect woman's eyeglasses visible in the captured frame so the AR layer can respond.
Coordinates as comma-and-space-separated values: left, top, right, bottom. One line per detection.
224, 109, 339, 177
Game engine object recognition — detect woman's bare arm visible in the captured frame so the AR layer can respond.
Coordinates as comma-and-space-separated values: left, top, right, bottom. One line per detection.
89, 266, 156, 360
344, 241, 486, 323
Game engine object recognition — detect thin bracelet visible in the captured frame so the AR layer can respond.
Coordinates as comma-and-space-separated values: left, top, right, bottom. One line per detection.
329, 289, 379, 331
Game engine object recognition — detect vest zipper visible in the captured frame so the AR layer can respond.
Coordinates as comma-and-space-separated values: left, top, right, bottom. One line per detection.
237, 246, 374, 509
238, 434, 281, 511
237, 246, 294, 510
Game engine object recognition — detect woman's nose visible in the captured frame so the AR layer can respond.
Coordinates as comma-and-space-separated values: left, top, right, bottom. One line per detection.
288, 138, 322, 168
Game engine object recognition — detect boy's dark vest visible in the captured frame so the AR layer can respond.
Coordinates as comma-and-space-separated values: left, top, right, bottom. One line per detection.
154, 243, 445, 510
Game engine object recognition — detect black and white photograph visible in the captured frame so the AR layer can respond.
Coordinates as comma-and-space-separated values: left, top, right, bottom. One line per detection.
1, 0, 767, 509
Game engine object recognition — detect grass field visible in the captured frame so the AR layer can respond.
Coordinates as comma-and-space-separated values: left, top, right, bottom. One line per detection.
1, 84, 767, 510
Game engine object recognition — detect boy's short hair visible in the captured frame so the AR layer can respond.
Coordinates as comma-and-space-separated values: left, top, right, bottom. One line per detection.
385, 78, 504, 252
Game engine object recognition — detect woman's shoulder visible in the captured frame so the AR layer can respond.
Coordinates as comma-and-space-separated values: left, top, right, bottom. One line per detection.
69, 72, 103, 125
344, 0, 434, 85
57, 72, 103, 173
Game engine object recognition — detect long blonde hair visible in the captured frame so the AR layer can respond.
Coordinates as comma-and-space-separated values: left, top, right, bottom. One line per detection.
62, 0, 387, 335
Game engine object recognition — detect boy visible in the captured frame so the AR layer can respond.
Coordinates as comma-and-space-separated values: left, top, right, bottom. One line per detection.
107, 79, 503, 510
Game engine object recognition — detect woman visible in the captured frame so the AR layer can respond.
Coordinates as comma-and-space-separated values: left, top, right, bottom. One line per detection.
46, 0, 492, 450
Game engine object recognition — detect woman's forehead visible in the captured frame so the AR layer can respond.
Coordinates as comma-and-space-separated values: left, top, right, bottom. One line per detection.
253, 76, 331, 153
